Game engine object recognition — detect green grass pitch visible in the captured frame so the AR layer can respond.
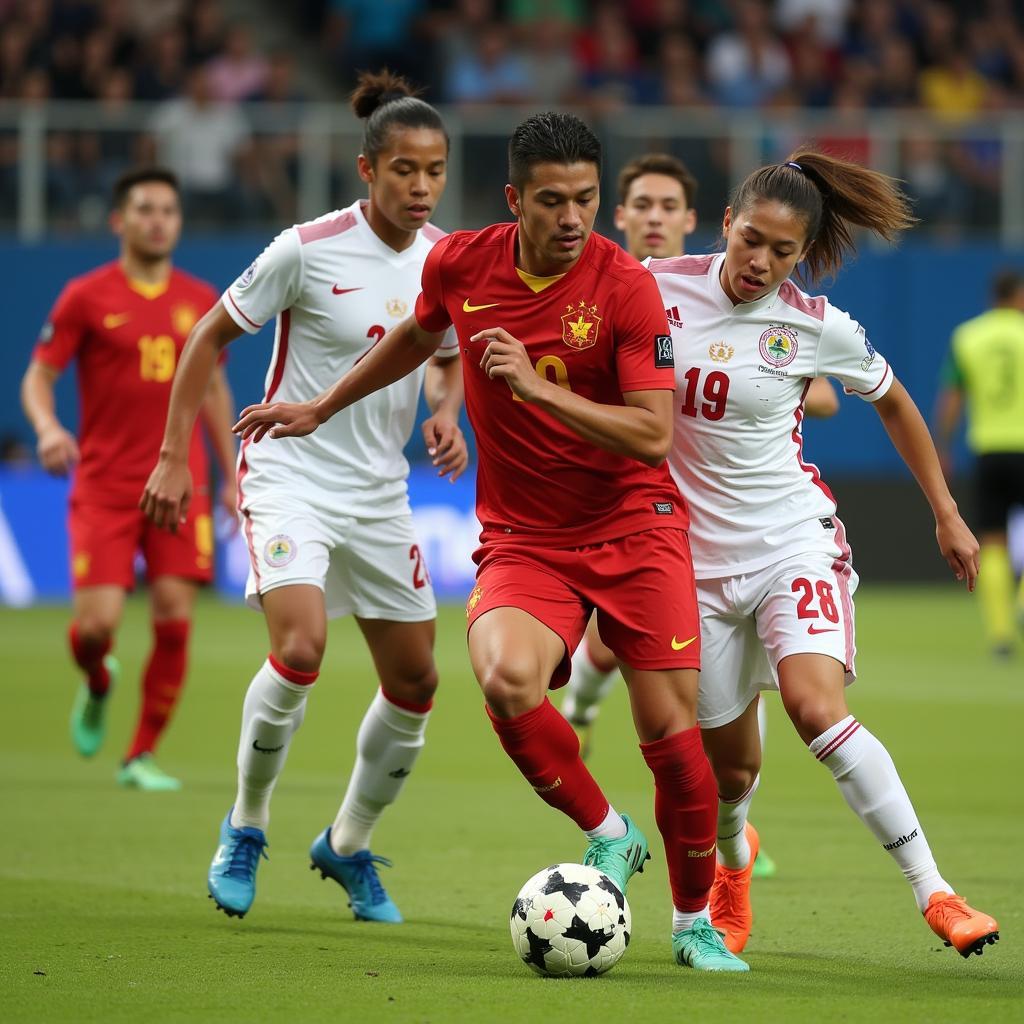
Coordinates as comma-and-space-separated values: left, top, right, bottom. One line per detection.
2, 588, 1021, 1022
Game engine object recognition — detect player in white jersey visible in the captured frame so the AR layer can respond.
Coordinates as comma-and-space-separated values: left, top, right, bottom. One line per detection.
140, 72, 466, 923
648, 149, 999, 961
560, 153, 838, 880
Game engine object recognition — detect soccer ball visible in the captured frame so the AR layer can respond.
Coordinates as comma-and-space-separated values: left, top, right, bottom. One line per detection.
510, 863, 631, 977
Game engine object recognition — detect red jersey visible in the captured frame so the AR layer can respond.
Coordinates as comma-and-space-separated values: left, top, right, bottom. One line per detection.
415, 223, 686, 547
33, 261, 217, 506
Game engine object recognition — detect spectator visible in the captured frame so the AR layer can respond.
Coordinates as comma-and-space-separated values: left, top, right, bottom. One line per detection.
919, 49, 988, 120
135, 23, 189, 101
901, 133, 968, 238
578, 1, 659, 108
656, 30, 709, 107
627, 0, 711, 63
522, 13, 581, 104
776, 0, 851, 45
187, 0, 227, 66
870, 35, 919, 106
323, 0, 429, 85
79, 29, 115, 99
445, 23, 531, 105
706, 0, 792, 107
206, 26, 269, 102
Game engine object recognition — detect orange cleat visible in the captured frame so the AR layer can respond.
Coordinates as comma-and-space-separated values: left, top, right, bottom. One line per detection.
923, 892, 999, 958
709, 822, 759, 954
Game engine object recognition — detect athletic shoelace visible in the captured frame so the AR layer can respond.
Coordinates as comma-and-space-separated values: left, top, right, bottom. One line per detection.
680, 918, 731, 960
225, 830, 269, 881
345, 852, 393, 905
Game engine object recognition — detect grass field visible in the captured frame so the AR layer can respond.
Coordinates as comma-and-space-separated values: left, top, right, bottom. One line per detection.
2, 588, 1021, 1023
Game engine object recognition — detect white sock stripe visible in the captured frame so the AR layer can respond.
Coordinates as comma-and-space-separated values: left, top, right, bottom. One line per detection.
816, 719, 861, 761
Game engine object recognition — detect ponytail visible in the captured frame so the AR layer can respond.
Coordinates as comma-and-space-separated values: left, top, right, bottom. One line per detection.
350, 69, 448, 164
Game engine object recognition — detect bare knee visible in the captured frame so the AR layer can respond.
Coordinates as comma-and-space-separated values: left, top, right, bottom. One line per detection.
785, 697, 848, 745
74, 615, 116, 648
712, 761, 759, 802
383, 661, 439, 707
274, 629, 325, 675
480, 659, 543, 719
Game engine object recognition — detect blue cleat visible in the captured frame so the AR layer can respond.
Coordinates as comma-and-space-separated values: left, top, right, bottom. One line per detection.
207, 811, 268, 918
309, 827, 403, 923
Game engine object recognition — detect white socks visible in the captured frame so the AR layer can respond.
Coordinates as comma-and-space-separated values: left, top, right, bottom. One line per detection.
330, 689, 432, 855
717, 774, 760, 869
673, 904, 711, 933
810, 716, 952, 911
562, 643, 618, 725
231, 658, 315, 831
583, 805, 627, 841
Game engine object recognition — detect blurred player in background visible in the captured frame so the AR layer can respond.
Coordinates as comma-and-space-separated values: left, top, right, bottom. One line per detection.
560, 152, 839, 880
650, 151, 998, 961
235, 113, 750, 972
20, 167, 237, 791
936, 268, 1024, 658
142, 72, 465, 924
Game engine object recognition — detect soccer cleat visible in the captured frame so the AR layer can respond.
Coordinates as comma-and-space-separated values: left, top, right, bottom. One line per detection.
70, 655, 119, 757
673, 917, 750, 972
582, 813, 650, 898
569, 719, 594, 762
207, 811, 268, 918
923, 892, 999, 958
116, 753, 182, 791
710, 822, 759, 953
309, 828, 403, 923
751, 846, 777, 879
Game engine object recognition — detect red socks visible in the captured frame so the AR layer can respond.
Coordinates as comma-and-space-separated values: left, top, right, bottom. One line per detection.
124, 620, 190, 762
641, 726, 718, 912
69, 623, 112, 697
488, 698, 609, 831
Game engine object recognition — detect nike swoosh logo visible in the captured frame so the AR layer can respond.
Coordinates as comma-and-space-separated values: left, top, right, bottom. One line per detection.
807, 625, 839, 635
252, 739, 284, 753
211, 845, 230, 867
103, 313, 131, 329
462, 299, 500, 313
332, 285, 363, 295
671, 635, 698, 651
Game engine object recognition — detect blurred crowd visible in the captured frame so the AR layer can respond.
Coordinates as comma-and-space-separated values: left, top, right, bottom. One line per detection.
1, 0, 1023, 232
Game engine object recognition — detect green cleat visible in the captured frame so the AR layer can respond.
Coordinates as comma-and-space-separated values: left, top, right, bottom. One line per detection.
751, 848, 777, 879
70, 655, 119, 757
582, 813, 650, 896
117, 753, 182, 791
673, 918, 750, 972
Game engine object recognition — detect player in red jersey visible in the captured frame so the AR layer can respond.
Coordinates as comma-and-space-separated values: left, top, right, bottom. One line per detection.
20, 168, 237, 791
234, 113, 749, 971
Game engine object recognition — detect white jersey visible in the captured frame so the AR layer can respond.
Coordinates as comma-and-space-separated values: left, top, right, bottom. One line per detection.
649, 253, 893, 578
223, 199, 458, 519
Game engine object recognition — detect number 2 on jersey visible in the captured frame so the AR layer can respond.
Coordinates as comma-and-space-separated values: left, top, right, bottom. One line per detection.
680, 368, 729, 420
410, 544, 431, 590
792, 577, 839, 622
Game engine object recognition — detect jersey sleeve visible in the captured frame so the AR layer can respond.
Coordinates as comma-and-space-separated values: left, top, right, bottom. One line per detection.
222, 228, 303, 335
414, 235, 454, 334
816, 304, 893, 402
434, 326, 460, 359
940, 331, 965, 388
32, 281, 88, 370
613, 270, 675, 392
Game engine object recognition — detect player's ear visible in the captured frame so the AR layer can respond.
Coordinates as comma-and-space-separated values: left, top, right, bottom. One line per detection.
505, 184, 520, 218
357, 154, 374, 186
722, 205, 732, 240
684, 208, 697, 235
613, 204, 626, 232
109, 208, 124, 239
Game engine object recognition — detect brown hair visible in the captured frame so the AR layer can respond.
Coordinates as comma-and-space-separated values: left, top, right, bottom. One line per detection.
617, 153, 698, 208
992, 268, 1023, 304
112, 166, 179, 208
730, 148, 916, 284
350, 69, 447, 164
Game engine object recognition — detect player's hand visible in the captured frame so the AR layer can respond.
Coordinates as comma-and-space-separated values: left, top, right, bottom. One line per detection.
936, 510, 979, 592
233, 401, 320, 442
472, 328, 541, 402
140, 456, 193, 533
422, 412, 468, 482
218, 478, 239, 530
37, 423, 79, 476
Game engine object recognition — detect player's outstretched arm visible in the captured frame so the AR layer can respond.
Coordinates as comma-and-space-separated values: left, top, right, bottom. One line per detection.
873, 377, 979, 590
234, 316, 446, 442
20, 360, 80, 475
141, 302, 241, 531
473, 327, 672, 467
201, 364, 240, 520
805, 377, 839, 418
933, 383, 964, 480
422, 354, 468, 482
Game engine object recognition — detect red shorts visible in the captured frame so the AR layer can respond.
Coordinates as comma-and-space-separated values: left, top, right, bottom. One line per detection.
68, 496, 214, 590
466, 527, 700, 688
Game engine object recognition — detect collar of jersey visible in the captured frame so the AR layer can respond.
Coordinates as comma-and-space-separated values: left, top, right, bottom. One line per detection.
509, 225, 591, 296
353, 199, 426, 264
708, 252, 783, 316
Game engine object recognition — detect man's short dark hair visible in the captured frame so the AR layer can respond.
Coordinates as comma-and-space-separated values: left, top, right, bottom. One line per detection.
617, 153, 698, 208
992, 268, 1023, 304
112, 167, 180, 209
508, 112, 601, 189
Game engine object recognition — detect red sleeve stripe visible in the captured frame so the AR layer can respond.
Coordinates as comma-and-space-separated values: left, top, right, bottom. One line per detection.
226, 290, 262, 330
845, 361, 892, 398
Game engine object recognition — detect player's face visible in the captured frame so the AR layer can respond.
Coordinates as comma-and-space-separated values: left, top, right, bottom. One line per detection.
720, 200, 810, 303
613, 173, 696, 260
112, 182, 182, 261
361, 127, 448, 235
506, 161, 600, 273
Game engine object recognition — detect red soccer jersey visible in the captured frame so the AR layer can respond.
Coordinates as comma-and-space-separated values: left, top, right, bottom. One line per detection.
33, 261, 217, 505
415, 223, 686, 547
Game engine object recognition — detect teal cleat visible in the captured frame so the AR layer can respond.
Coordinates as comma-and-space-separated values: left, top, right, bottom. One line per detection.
70, 655, 119, 757
309, 828, 403, 923
751, 847, 777, 879
117, 753, 182, 791
582, 812, 650, 897
673, 918, 750, 972
207, 811, 268, 918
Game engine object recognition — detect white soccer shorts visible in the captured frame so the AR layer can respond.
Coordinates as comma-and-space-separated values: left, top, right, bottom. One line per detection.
241, 498, 437, 622
697, 551, 859, 729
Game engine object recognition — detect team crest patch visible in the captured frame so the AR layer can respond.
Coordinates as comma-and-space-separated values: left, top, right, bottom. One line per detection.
238, 262, 257, 288
758, 325, 798, 367
861, 331, 877, 371
709, 341, 734, 363
73, 552, 90, 579
386, 298, 408, 318
172, 304, 198, 337
466, 584, 484, 618
561, 299, 601, 350
264, 535, 297, 568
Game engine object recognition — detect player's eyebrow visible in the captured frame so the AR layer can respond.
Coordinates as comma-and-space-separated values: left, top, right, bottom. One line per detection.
535, 186, 597, 200
742, 224, 799, 248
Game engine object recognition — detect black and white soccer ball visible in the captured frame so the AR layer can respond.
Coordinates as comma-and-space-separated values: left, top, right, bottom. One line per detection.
510, 863, 631, 977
